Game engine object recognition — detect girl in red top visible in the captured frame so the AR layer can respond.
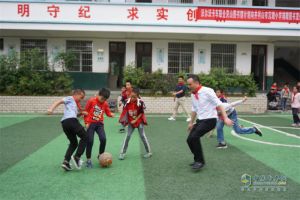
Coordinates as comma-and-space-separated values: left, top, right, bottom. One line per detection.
270, 82, 281, 100
118, 88, 151, 160
84, 88, 115, 168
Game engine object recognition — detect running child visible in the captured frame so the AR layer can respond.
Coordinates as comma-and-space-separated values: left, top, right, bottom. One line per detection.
84, 88, 115, 168
291, 86, 300, 127
119, 85, 127, 132
215, 96, 263, 149
207, 88, 227, 138
119, 88, 152, 160
47, 88, 89, 171
119, 81, 133, 132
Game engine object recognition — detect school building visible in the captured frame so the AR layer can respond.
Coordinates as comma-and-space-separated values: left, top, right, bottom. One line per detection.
0, 0, 299, 91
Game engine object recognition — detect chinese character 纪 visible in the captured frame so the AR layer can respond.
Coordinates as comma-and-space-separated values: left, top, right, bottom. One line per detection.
157, 8, 168, 20
18, 4, 29, 17
79, 6, 90, 18
47, 5, 59, 18
260, 175, 265, 182
127, 7, 138, 20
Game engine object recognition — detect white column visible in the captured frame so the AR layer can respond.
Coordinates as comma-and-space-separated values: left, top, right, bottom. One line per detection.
193, 41, 211, 74
125, 40, 135, 66
236, 43, 252, 75
152, 40, 168, 73
237, 0, 253, 6
268, 0, 276, 7
3, 37, 20, 55
266, 43, 274, 77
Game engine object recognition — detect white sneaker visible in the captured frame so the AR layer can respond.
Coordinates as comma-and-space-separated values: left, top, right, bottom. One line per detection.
168, 117, 176, 121
186, 118, 191, 122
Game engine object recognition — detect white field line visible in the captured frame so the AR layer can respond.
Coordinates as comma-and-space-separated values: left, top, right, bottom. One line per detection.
238, 118, 300, 139
231, 130, 300, 148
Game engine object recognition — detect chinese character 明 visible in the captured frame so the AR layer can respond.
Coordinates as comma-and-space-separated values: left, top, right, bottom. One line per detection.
127, 7, 138, 20
157, 8, 168, 20
47, 5, 59, 18
18, 4, 29, 17
79, 6, 90, 18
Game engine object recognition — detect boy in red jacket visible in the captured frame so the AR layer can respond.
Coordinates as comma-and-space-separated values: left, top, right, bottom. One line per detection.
84, 88, 115, 168
119, 88, 151, 160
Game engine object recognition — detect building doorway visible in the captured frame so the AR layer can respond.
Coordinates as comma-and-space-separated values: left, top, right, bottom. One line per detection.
136, 42, 152, 74
109, 42, 125, 89
251, 45, 267, 90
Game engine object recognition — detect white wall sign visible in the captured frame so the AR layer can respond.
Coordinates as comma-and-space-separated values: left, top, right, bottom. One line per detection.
52, 45, 60, 60
97, 52, 104, 62
157, 48, 164, 63
8, 44, 16, 55
198, 49, 206, 64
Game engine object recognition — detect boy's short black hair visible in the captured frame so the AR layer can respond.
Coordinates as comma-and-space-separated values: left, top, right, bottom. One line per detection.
285, 82, 289, 85
131, 88, 140, 96
187, 74, 200, 84
126, 80, 132, 85
216, 88, 223, 94
178, 76, 184, 79
99, 88, 110, 99
74, 88, 85, 95
122, 85, 126, 88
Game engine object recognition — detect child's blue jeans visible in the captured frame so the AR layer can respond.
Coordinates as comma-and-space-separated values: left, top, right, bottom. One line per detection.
217, 110, 255, 143
275, 92, 281, 99
281, 98, 287, 110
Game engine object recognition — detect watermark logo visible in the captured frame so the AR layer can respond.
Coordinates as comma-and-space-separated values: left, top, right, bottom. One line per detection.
241, 174, 287, 191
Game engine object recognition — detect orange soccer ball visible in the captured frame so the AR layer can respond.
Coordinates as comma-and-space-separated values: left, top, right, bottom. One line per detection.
99, 152, 113, 167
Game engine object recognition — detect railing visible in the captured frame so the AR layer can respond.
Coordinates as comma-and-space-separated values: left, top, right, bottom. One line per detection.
212, 0, 237, 5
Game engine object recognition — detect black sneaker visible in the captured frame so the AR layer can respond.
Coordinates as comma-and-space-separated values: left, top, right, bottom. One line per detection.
119, 128, 125, 133
189, 161, 205, 166
192, 162, 205, 169
215, 143, 227, 149
61, 161, 73, 171
253, 125, 263, 137
71, 155, 82, 170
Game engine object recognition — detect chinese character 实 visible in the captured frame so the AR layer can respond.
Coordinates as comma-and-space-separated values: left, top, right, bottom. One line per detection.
79, 6, 90, 18
47, 5, 60, 18
127, 7, 138, 20
18, 4, 29, 17
157, 8, 168, 20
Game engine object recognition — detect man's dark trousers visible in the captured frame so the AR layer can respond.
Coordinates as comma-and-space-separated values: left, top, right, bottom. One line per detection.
187, 118, 217, 163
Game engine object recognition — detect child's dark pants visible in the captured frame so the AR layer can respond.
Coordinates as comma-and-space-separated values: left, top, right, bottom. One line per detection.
86, 122, 107, 159
62, 118, 88, 161
292, 108, 300, 124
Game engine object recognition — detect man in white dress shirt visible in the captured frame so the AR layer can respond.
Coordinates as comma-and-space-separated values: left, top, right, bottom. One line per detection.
186, 75, 234, 169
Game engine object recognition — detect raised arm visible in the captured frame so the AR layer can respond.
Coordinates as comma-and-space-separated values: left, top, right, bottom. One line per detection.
47, 100, 64, 115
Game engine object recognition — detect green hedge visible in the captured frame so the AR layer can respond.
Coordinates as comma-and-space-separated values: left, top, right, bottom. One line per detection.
0, 48, 74, 95
122, 62, 258, 97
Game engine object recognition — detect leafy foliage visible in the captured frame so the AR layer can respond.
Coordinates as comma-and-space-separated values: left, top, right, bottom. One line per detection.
123, 63, 258, 97
0, 48, 74, 95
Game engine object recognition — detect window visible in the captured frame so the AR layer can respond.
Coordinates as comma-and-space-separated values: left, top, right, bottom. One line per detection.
168, 43, 193, 74
212, 0, 237, 5
211, 44, 236, 73
168, 0, 193, 4
21, 39, 47, 70
0, 39, 3, 50
136, 43, 152, 74
253, 0, 267, 6
66, 41, 92, 72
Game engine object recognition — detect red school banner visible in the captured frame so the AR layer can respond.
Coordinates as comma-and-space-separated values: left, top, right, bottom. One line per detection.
197, 7, 300, 24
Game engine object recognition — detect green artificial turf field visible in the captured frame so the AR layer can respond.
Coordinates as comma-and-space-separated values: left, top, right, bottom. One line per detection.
0, 113, 299, 200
